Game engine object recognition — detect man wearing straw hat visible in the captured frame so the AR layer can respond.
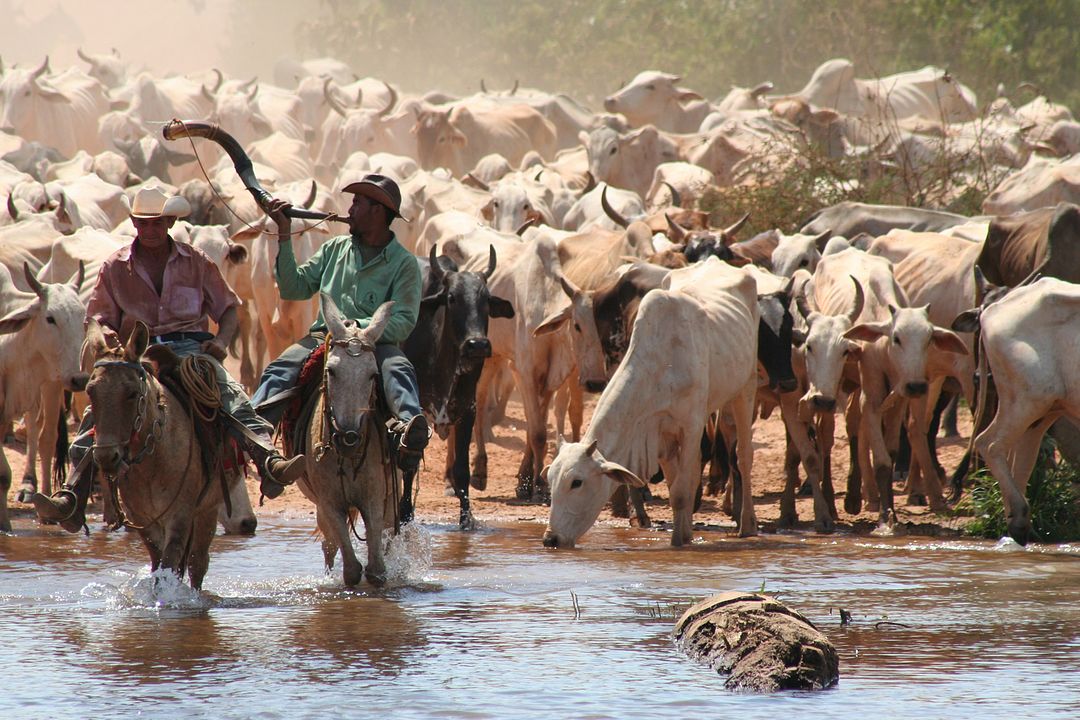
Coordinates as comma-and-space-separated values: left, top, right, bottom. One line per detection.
33, 186, 306, 532
252, 173, 429, 484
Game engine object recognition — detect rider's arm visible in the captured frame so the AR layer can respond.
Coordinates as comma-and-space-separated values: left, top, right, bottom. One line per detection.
373, 252, 422, 345
275, 239, 330, 300
86, 259, 122, 335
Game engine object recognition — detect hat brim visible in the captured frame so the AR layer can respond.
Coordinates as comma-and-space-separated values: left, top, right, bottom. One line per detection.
342, 181, 409, 223
130, 196, 191, 219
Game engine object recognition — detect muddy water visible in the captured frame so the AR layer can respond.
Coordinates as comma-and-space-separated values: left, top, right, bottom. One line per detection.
1, 517, 1078, 719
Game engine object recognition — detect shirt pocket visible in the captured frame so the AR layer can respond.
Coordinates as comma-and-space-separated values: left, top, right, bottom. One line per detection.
172, 287, 203, 319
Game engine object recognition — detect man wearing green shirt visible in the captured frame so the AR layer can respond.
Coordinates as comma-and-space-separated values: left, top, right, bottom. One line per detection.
252, 174, 429, 498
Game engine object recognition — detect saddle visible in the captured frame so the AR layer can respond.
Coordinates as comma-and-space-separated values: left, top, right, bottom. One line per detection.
143, 344, 244, 512
278, 343, 396, 459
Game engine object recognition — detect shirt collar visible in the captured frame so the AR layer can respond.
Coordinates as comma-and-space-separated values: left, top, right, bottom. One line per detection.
120, 236, 189, 268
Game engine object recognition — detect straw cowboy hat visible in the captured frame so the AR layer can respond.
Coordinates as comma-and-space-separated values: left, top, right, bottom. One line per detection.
128, 186, 191, 219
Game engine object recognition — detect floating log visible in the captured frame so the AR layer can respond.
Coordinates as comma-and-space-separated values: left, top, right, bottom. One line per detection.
673, 592, 839, 692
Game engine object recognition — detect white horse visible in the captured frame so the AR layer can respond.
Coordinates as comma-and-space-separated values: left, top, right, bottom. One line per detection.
298, 295, 400, 586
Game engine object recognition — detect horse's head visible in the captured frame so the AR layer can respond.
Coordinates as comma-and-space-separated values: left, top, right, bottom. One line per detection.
321, 294, 395, 456
84, 319, 156, 474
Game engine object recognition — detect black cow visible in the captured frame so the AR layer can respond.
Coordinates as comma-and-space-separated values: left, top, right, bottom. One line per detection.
401, 246, 514, 529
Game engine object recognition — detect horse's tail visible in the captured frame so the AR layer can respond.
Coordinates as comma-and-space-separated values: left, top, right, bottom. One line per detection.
52, 391, 72, 486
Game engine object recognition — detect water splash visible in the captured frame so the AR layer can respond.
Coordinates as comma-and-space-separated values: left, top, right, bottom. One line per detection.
383, 522, 433, 585
993, 536, 1025, 552
81, 567, 210, 611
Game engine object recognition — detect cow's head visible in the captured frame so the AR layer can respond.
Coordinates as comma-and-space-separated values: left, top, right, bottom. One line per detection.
0, 262, 89, 392
666, 213, 751, 266
770, 229, 829, 277
0, 58, 64, 136
481, 178, 547, 234
423, 245, 514, 362
542, 438, 645, 549
412, 108, 466, 170
844, 304, 969, 398
533, 273, 608, 392
756, 276, 798, 393
796, 277, 864, 415
602, 71, 703, 128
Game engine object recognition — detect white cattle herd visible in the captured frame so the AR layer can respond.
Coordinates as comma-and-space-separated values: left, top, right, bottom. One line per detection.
2, 51, 1078, 548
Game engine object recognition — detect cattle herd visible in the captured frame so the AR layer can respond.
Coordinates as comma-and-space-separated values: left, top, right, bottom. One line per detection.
2, 50, 1079, 571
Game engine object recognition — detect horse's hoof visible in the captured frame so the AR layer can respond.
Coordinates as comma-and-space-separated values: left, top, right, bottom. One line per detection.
778, 511, 797, 529
16, 485, 36, 504
459, 512, 476, 531
515, 480, 532, 501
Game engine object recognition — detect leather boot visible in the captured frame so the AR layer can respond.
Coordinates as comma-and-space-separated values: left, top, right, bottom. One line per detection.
31, 460, 93, 534
260, 453, 307, 499
393, 414, 430, 472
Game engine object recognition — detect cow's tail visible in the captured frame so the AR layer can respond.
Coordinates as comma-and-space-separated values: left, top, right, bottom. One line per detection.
53, 391, 72, 485
966, 330, 990, 471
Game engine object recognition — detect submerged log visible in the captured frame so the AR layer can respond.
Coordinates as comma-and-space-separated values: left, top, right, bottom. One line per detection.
673, 592, 839, 692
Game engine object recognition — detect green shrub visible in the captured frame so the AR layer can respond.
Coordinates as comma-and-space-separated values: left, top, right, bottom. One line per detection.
961, 440, 1080, 542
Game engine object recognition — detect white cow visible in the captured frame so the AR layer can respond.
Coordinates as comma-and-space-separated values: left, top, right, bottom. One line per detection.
603, 71, 711, 133
542, 257, 759, 548
0, 263, 88, 531
0, 60, 110, 157
954, 278, 1080, 544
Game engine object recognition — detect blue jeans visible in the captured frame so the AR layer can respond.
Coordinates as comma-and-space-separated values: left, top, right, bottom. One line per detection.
252, 335, 422, 428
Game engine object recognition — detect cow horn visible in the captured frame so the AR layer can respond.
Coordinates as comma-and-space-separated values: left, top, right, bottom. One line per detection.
515, 217, 537, 236
379, 81, 397, 117
77, 48, 93, 66
661, 181, 682, 208
239, 76, 257, 91
812, 229, 832, 249
480, 78, 488, 94
6, 194, 17, 221
356, 86, 364, 106
428, 245, 444, 282
847, 276, 865, 324
201, 84, 215, 103
302, 180, 317, 209
723, 212, 750, 238
210, 68, 224, 93
463, 173, 490, 192
533, 167, 545, 182
247, 82, 259, 101
558, 273, 580, 300
580, 170, 596, 195
31, 56, 49, 80
72, 260, 85, 294
665, 214, 688, 242
585, 439, 598, 457
483, 244, 497, 280
751, 81, 774, 98
795, 292, 813, 323
510, 79, 519, 95
24, 262, 45, 298
601, 185, 629, 228
323, 78, 346, 117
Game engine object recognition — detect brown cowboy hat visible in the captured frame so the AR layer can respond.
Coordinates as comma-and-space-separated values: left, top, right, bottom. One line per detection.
341, 173, 409, 222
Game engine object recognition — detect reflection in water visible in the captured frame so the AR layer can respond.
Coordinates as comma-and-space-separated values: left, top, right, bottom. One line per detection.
1, 517, 1078, 718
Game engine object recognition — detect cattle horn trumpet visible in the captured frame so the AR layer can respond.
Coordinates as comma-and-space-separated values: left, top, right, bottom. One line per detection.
161, 119, 347, 223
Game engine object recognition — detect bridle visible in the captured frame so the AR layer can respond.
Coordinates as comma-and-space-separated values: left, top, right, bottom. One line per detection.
315, 334, 379, 459
90, 359, 165, 467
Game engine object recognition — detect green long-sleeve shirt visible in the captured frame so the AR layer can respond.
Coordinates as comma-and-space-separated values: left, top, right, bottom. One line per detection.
274, 233, 421, 344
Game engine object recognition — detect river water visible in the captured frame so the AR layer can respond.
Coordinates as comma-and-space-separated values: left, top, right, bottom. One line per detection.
1, 516, 1078, 719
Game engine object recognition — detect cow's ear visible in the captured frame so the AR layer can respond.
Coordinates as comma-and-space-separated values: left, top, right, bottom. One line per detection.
951, 309, 980, 333
450, 129, 468, 147
676, 89, 704, 103
843, 321, 888, 343
0, 300, 40, 335
791, 328, 807, 347
420, 290, 447, 309
480, 200, 494, 222
843, 341, 863, 361
489, 295, 515, 318
931, 327, 970, 355
578, 130, 589, 147
533, 305, 571, 336
601, 460, 646, 488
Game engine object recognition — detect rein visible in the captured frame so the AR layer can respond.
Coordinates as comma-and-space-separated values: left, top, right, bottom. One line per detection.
89, 358, 201, 532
